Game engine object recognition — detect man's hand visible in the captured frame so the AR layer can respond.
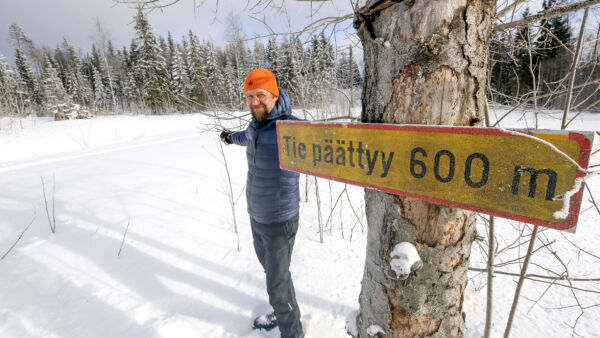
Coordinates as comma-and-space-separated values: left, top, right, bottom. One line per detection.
220, 130, 233, 145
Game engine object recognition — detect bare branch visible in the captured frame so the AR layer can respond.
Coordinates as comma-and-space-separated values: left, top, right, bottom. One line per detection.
118, 218, 131, 257
562, 8, 590, 129
496, 0, 528, 20
41, 176, 56, 234
1, 210, 36, 261
495, 0, 600, 31
504, 225, 540, 338
585, 183, 600, 218
217, 135, 241, 252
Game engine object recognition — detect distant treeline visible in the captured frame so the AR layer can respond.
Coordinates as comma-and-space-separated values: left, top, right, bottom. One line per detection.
3, 1, 598, 118
0, 9, 362, 116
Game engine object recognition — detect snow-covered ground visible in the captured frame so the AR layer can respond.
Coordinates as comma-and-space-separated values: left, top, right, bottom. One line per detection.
0, 109, 598, 337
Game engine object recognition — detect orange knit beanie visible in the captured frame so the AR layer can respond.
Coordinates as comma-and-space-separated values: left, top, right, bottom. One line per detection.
244, 69, 279, 97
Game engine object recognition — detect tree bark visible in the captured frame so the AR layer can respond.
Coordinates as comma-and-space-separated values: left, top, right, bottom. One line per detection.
354, 0, 495, 336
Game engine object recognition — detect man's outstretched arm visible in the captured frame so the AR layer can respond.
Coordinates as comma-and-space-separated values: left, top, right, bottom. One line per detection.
222, 129, 248, 146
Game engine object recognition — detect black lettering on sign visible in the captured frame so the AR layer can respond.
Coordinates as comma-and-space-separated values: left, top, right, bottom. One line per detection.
434, 150, 455, 183
298, 142, 307, 159
511, 166, 557, 200
282, 135, 292, 156
292, 137, 297, 158
312, 144, 322, 166
410, 147, 427, 178
464, 153, 489, 188
381, 151, 394, 178
365, 150, 379, 176
324, 142, 333, 164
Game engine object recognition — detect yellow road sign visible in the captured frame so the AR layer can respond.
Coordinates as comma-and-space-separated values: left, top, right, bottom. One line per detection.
277, 121, 594, 230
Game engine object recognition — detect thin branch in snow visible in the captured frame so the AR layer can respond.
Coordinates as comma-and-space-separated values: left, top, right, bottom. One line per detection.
324, 185, 346, 232
584, 183, 600, 218
217, 135, 241, 252
345, 188, 364, 233
41, 176, 56, 233
1, 209, 36, 261
118, 218, 131, 257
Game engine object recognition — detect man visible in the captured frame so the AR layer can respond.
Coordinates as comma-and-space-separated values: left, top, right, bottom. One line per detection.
220, 69, 303, 338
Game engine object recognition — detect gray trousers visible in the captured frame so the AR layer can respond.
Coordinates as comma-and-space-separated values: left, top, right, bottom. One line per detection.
250, 213, 302, 338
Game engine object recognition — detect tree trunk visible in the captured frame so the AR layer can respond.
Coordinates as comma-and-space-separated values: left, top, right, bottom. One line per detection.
354, 1, 495, 337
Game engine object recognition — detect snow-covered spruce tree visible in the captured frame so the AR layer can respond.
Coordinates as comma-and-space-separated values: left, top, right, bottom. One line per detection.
289, 38, 310, 107
107, 40, 117, 67
123, 71, 139, 110
353, 1, 494, 336
169, 46, 189, 109
186, 30, 209, 107
203, 41, 222, 105
9, 23, 42, 76
266, 37, 280, 80
92, 66, 107, 110
131, 7, 170, 112
99, 48, 118, 111
90, 45, 102, 72
349, 48, 362, 89
15, 47, 41, 107
251, 40, 267, 70
159, 35, 170, 67
223, 54, 241, 109
166, 31, 177, 105
41, 55, 68, 110
279, 38, 298, 96
61, 39, 93, 107
305, 33, 336, 108
115, 45, 134, 107
337, 51, 351, 88
87, 43, 114, 110
0, 53, 20, 115
318, 32, 336, 87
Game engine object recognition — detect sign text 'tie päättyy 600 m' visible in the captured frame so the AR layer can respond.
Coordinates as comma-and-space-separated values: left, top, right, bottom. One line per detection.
276, 121, 594, 231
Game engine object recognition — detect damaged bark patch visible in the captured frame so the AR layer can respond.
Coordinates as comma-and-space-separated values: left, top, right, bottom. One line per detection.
390, 305, 441, 337
382, 63, 476, 126
437, 214, 467, 247
446, 254, 467, 268
395, 196, 468, 247
468, 116, 480, 126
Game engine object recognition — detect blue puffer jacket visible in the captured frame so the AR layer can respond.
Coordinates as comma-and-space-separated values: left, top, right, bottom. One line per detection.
229, 89, 300, 224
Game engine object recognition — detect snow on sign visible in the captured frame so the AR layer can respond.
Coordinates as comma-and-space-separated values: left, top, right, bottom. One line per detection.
276, 121, 594, 231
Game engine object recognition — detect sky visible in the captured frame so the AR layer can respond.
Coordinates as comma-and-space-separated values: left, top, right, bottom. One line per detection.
0, 0, 357, 64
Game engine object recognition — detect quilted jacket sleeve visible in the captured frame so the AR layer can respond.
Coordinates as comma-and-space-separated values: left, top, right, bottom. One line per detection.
228, 129, 248, 147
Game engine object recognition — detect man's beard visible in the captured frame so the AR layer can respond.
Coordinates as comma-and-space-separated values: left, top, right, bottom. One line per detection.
250, 105, 269, 121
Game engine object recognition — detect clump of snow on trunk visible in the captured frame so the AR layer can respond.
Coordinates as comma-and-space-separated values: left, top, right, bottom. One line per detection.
389, 242, 422, 280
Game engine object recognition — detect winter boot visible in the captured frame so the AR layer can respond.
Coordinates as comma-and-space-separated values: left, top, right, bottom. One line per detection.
252, 312, 278, 331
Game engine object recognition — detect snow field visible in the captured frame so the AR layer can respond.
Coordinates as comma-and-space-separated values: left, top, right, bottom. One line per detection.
0, 109, 598, 337
0, 113, 366, 337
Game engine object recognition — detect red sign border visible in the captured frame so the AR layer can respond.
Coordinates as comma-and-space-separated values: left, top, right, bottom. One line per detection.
276, 121, 592, 230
